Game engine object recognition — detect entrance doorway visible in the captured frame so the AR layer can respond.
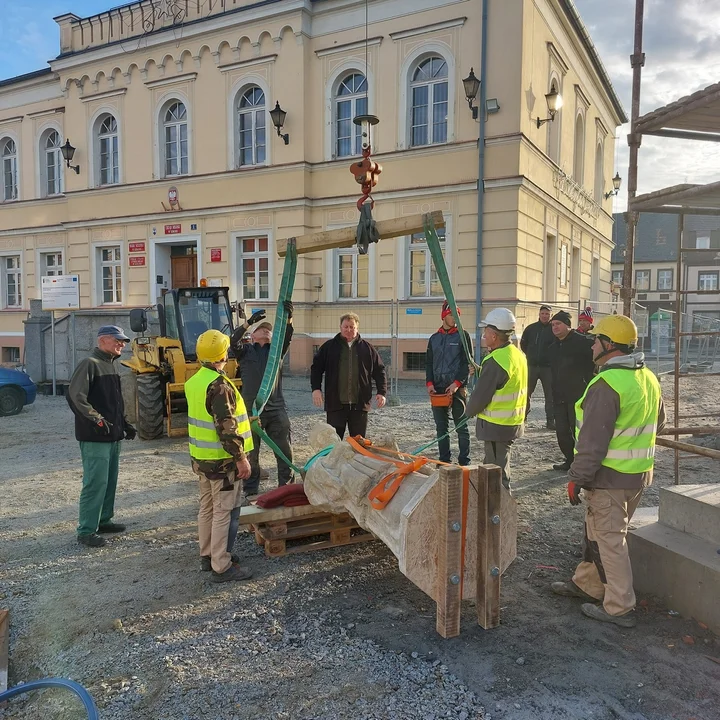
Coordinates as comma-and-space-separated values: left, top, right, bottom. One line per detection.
171, 246, 198, 287
150, 235, 202, 302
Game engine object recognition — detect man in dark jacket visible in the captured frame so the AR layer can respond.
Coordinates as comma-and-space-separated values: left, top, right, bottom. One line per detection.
231, 301, 294, 496
311, 312, 387, 439
426, 300, 472, 465
548, 310, 595, 471
67, 325, 136, 548
520, 305, 555, 428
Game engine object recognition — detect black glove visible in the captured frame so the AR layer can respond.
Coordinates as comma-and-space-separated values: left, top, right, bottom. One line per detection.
283, 300, 294, 319
247, 309, 267, 326
124, 423, 137, 440
94, 417, 112, 436
230, 326, 246, 349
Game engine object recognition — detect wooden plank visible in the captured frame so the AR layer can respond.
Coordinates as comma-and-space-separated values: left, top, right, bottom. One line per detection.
657, 437, 720, 459
476, 465, 502, 630
276, 211, 446, 257
0, 609, 8, 699
238, 503, 327, 525
264, 530, 374, 557
435, 465, 463, 639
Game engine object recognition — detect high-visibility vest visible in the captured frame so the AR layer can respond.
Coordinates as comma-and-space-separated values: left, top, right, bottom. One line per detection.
184, 366, 254, 461
575, 365, 661, 473
477, 344, 528, 426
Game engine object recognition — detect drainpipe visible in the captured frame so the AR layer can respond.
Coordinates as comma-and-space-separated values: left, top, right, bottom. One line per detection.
474, 0, 489, 361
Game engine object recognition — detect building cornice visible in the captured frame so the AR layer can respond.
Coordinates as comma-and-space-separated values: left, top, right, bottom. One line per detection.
389, 17, 466, 40
315, 37, 382, 58
79, 88, 127, 104
27, 107, 65, 118
0, 116, 23, 127
144, 72, 198, 88
218, 56, 277, 73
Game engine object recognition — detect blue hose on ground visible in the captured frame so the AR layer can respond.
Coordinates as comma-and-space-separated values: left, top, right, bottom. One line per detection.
0, 678, 99, 719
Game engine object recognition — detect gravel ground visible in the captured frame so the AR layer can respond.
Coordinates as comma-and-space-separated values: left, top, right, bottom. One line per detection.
1, 374, 719, 720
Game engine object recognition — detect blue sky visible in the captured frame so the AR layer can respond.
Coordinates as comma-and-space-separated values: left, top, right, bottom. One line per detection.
2, 0, 719, 209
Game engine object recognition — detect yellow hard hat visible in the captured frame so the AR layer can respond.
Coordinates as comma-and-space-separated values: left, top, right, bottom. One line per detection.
593, 315, 638, 347
196, 329, 230, 362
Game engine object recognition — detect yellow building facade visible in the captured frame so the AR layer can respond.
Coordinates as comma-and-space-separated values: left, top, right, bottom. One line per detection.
0, 0, 625, 374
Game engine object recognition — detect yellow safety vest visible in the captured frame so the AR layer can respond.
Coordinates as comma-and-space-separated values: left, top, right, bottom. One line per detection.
184, 366, 254, 461
575, 365, 661, 474
477, 344, 528, 426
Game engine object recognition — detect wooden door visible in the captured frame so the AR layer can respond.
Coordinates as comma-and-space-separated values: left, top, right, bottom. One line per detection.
171, 255, 197, 288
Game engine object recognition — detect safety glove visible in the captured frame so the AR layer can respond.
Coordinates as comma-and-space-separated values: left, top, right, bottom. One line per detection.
247, 309, 267, 326
567, 481, 582, 506
124, 423, 137, 440
283, 300, 294, 319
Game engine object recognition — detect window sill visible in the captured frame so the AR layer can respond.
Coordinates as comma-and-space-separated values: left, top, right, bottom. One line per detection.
0, 307, 26, 312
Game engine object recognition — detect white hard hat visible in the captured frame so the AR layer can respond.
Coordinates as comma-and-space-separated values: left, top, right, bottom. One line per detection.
479, 308, 516, 332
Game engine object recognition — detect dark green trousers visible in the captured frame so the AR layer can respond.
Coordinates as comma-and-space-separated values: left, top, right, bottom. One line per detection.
77, 441, 121, 536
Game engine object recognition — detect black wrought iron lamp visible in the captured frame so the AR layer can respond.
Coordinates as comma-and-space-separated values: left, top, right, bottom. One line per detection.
60, 139, 80, 174
462, 68, 481, 120
604, 172, 622, 199
270, 102, 289, 145
536, 89, 563, 128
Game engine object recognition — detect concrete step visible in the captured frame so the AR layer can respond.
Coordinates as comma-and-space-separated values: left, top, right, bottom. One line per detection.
659, 484, 720, 546
629, 521, 720, 634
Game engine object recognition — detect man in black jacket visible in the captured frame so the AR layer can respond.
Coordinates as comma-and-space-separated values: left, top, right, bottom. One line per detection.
426, 301, 472, 465
548, 310, 595, 471
520, 305, 555, 428
310, 312, 387, 439
67, 325, 136, 548
231, 301, 294, 496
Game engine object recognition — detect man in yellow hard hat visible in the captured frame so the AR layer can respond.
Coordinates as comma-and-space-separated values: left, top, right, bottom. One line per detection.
185, 329, 254, 583
551, 314, 665, 627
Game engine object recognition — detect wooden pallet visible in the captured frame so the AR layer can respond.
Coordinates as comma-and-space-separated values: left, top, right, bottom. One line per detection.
252, 511, 374, 558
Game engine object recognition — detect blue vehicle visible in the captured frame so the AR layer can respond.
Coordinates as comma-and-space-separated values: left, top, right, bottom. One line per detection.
0, 366, 37, 416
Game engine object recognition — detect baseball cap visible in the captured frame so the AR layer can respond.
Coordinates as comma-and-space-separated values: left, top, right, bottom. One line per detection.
98, 325, 130, 341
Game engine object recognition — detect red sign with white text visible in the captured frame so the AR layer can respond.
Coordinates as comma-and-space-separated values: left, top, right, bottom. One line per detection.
129, 256, 146, 267
164, 224, 181, 235
128, 241, 146, 253
210, 248, 222, 262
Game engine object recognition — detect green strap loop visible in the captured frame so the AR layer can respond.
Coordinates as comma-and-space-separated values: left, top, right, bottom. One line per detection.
250, 418, 304, 476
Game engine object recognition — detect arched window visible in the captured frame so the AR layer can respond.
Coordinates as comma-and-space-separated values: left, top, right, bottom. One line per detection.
410, 56, 448, 147
594, 142, 604, 204
1, 138, 18, 201
547, 79, 561, 164
334, 73, 367, 157
162, 101, 188, 177
96, 114, 119, 186
41, 130, 63, 196
237, 86, 266, 167
573, 113, 585, 184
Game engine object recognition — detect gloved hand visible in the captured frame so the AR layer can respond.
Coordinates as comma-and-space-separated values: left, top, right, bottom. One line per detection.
124, 423, 137, 440
567, 481, 582, 506
283, 300, 294, 319
247, 309, 267, 326
230, 326, 246, 349
94, 417, 112, 436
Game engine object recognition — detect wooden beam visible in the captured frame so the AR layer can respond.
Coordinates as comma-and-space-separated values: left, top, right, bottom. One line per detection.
657, 437, 720, 460
659, 426, 719, 436
476, 465, 502, 630
276, 210, 446, 257
435, 465, 463, 639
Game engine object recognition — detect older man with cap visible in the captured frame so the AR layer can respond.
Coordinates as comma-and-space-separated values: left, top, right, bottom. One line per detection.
466, 308, 528, 489
67, 325, 136, 547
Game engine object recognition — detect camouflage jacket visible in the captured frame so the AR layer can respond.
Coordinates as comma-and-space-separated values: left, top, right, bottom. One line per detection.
191, 364, 249, 480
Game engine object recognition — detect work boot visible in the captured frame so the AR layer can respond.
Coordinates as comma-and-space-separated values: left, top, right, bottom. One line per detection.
78, 533, 106, 548
581, 603, 637, 628
210, 564, 253, 583
553, 461, 572, 472
551, 581, 598, 601
201, 554, 239, 572
97, 522, 126, 533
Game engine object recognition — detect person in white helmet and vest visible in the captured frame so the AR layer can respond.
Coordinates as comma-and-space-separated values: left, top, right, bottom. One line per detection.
466, 308, 528, 489
551, 314, 665, 628
185, 329, 255, 583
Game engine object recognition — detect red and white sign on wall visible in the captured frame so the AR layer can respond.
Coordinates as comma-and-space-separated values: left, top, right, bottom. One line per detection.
210, 248, 222, 262
128, 241, 146, 253
129, 256, 146, 267
164, 224, 181, 235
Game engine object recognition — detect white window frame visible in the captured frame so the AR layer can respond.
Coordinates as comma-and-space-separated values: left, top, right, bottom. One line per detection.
0, 251, 24, 309
698, 271, 719, 291
1, 134, 19, 202
657, 268, 673, 292
546, 75, 562, 165
409, 55, 449, 148
228, 75, 272, 170
335, 248, 370, 300
92, 111, 121, 187
333, 72, 368, 158
41, 250, 64, 277
696, 236, 710, 249
93, 242, 124, 306
593, 141, 604, 204
612, 269, 623, 286
398, 44, 456, 150
573, 111, 586, 185
39, 127, 64, 197
237, 235, 271, 302
236, 86, 266, 168
407, 226, 447, 299
160, 98, 189, 178
635, 269, 650, 292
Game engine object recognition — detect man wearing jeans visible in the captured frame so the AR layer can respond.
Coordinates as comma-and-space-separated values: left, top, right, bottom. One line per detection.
425, 301, 472, 465
67, 325, 136, 548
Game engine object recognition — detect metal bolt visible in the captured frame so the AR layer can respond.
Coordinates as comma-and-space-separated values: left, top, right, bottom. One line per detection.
449, 574, 460, 585
451, 521, 461, 532
491, 515, 500, 525
490, 566, 500, 577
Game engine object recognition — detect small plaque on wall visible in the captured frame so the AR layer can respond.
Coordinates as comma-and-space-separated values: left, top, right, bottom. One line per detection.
129, 256, 146, 267
128, 241, 146, 253
210, 248, 222, 262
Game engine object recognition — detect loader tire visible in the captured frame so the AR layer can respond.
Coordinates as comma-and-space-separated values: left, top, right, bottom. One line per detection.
136, 373, 165, 440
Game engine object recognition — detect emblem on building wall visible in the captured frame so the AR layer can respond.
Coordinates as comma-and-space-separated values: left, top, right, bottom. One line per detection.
162, 186, 182, 212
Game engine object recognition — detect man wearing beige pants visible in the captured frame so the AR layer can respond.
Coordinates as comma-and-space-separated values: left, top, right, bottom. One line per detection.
551, 315, 665, 627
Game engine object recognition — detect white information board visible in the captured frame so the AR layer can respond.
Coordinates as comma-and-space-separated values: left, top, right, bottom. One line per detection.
41, 275, 80, 311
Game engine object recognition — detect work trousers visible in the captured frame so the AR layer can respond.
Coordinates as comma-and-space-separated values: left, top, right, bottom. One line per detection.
244, 408, 294, 495
77, 440, 121, 536
326, 405, 368, 440
431, 391, 471, 465
483, 440, 515, 490
526, 365, 554, 423
572, 487, 643, 617
197, 470, 244, 574
554, 401, 577, 464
